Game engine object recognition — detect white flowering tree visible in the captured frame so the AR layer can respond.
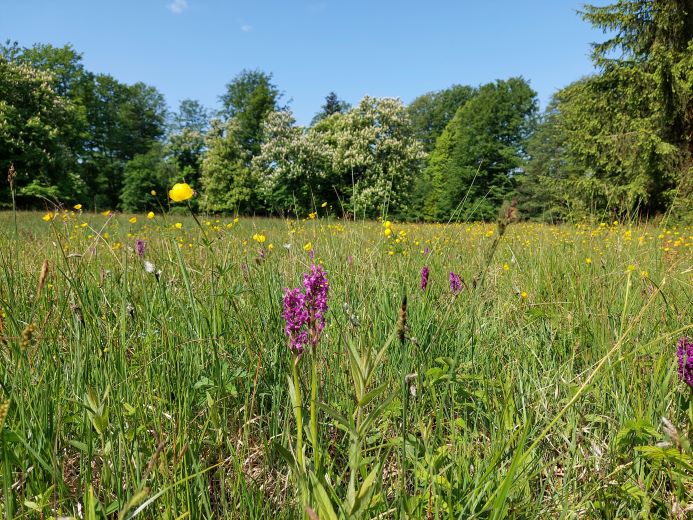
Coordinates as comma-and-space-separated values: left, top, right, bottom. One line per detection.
252, 110, 334, 214
0, 58, 83, 203
316, 96, 426, 218
251, 98, 425, 217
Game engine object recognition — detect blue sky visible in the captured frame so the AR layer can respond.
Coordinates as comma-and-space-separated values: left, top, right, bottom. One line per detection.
1, 0, 609, 125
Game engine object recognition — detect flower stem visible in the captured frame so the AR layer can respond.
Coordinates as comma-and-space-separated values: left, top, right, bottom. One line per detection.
292, 357, 304, 470
310, 356, 319, 471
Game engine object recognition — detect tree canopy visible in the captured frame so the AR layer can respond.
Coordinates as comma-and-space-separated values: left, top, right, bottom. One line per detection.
423, 78, 537, 221
520, 0, 693, 220
2, 3, 692, 221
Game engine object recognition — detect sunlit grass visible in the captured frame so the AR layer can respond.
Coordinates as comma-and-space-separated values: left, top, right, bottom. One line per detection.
0, 210, 691, 518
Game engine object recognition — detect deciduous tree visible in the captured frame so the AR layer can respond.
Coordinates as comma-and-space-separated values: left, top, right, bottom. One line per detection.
424, 78, 537, 221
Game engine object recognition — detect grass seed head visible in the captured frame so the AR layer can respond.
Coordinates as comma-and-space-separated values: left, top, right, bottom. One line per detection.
20, 323, 35, 350
0, 400, 9, 430
37, 259, 49, 297
7, 164, 16, 189
397, 294, 408, 343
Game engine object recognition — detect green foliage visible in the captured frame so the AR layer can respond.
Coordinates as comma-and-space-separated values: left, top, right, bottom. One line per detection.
200, 119, 256, 213
1, 212, 691, 518
250, 98, 425, 218
311, 91, 351, 125
0, 42, 167, 211
219, 69, 282, 161
172, 98, 210, 134
280, 330, 396, 519
406, 85, 478, 221
253, 110, 333, 214
168, 99, 209, 190
581, 1, 693, 65
423, 78, 537, 221
521, 70, 679, 219
120, 143, 177, 212
3, 23, 691, 221
0, 56, 83, 206
407, 84, 476, 153
199, 71, 282, 214
516, 104, 579, 222
521, 1, 693, 221
78, 74, 167, 209
1, 40, 86, 98
670, 40, 693, 218
0, 42, 166, 208
317, 96, 426, 218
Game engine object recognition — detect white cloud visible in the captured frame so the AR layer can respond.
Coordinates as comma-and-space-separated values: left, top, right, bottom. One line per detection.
241, 24, 253, 32
168, 0, 188, 14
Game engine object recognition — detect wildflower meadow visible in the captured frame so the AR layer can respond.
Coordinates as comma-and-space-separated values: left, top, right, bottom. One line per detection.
0, 201, 691, 519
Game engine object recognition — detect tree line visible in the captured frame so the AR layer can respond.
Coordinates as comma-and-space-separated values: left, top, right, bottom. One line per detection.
1, 0, 691, 221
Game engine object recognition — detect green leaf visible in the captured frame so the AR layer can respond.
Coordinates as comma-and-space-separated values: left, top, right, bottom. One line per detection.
614, 419, 659, 452
317, 402, 353, 436
358, 394, 395, 437
84, 485, 98, 520
23, 501, 40, 511
274, 442, 297, 470
357, 466, 379, 500
310, 476, 338, 520
69, 439, 89, 452
635, 446, 693, 472
357, 383, 388, 408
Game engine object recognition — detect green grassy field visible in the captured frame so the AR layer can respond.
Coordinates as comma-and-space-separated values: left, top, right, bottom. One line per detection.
0, 209, 692, 519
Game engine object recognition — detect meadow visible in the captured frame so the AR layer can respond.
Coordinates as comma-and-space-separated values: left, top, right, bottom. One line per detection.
0, 207, 691, 519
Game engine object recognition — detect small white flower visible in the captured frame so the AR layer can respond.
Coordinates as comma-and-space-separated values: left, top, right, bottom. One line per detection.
144, 261, 155, 274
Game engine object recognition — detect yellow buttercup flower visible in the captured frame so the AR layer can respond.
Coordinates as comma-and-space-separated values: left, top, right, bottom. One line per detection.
520, 291, 528, 299
303, 242, 312, 252
321, 202, 328, 208
175, 222, 183, 229
73, 204, 82, 210
384, 228, 392, 237
42, 212, 54, 222
101, 210, 112, 216
150, 190, 157, 196
169, 183, 194, 202
252, 233, 266, 244
585, 257, 592, 264
147, 211, 155, 219
308, 212, 317, 220
128, 216, 137, 224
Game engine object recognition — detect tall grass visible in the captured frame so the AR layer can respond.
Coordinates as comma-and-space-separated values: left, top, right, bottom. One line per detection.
0, 209, 691, 518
